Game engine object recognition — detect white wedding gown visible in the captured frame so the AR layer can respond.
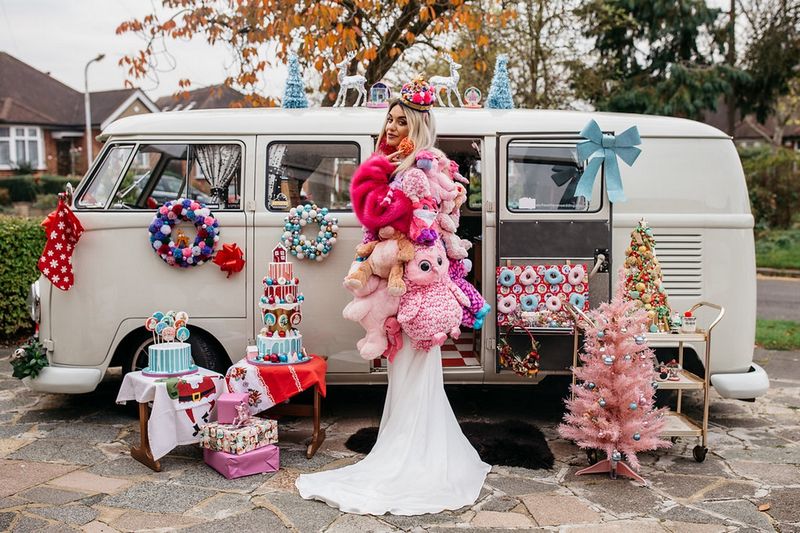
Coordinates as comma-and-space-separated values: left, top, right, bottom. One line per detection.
295, 335, 491, 515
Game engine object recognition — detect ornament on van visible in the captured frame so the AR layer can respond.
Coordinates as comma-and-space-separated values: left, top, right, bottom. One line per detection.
148, 199, 219, 268
213, 242, 245, 278
38, 195, 84, 291
333, 51, 367, 107
366, 82, 391, 108
497, 317, 540, 378
575, 119, 642, 204
280, 203, 338, 262
463, 87, 482, 108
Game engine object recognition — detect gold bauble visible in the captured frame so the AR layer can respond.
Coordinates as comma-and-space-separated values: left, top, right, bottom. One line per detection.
636, 282, 646, 292
642, 294, 652, 304
638, 245, 647, 253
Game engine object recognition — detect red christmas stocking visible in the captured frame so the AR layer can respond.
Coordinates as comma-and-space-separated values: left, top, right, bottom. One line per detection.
38, 198, 84, 291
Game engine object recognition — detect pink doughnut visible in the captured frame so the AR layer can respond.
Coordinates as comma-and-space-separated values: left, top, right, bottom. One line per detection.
568, 265, 586, 285
545, 295, 562, 312
498, 295, 517, 314
519, 266, 537, 286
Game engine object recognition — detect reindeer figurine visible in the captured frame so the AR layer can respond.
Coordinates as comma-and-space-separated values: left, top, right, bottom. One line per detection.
430, 56, 463, 107
333, 52, 367, 107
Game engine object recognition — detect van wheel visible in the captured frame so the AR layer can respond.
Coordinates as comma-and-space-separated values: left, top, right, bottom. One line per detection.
121, 329, 230, 377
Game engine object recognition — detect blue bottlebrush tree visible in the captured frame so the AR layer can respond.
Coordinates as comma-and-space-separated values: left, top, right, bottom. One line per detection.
486, 55, 513, 109
282, 54, 308, 109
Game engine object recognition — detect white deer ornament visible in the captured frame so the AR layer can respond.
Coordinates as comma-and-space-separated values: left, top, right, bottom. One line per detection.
333, 52, 367, 107
430, 56, 463, 107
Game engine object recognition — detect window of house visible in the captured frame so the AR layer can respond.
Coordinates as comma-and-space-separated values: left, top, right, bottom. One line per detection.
266, 142, 359, 211
111, 143, 242, 210
0, 126, 42, 168
506, 141, 600, 212
77, 144, 134, 208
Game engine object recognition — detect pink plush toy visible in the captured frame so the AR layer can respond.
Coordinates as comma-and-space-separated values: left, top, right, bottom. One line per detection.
449, 258, 491, 329
408, 197, 440, 246
343, 277, 401, 360
398, 241, 469, 350
437, 182, 471, 259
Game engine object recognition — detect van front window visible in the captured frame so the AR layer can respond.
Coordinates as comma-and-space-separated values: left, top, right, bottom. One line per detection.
77, 144, 133, 208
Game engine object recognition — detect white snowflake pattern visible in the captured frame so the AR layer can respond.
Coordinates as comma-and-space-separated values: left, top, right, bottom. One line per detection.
57, 221, 65, 230
66, 244, 72, 251
43, 268, 50, 275
59, 253, 66, 260
58, 210, 65, 217
60, 265, 67, 273
47, 250, 54, 257
39, 256, 45, 264
50, 230, 58, 239
52, 275, 60, 283
55, 242, 63, 251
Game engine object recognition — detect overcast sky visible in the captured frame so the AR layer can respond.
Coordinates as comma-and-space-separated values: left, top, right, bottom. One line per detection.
0, 0, 286, 101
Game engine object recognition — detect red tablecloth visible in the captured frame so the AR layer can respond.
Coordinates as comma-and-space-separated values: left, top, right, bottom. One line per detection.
224, 354, 327, 414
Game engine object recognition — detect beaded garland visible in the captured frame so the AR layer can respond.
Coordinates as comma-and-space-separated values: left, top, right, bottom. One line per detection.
148, 199, 219, 268
280, 203, 338, 262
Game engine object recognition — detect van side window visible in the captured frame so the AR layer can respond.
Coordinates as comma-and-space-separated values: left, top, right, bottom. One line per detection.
506, 141, 598, 212
77, 144, 133, 208
111, 143, 242, 210
267, 142, 359, 211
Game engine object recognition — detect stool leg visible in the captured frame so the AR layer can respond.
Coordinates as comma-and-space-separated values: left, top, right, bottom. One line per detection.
130, 402, 162, 472
306, 385, 326, 459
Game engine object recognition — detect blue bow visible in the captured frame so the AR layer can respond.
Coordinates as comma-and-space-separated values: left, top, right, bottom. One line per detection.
575, 119, 641, 203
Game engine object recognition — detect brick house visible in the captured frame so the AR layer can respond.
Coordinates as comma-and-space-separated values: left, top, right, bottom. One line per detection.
155, 84, 248, 111
0, 52, 159, 177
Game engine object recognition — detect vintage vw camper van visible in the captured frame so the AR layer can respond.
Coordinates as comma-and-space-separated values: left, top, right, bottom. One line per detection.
25, 108, 769, 400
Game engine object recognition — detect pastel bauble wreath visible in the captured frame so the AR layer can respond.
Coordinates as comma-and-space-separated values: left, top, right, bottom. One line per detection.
280, 203, 338, 262
148, 199, 219, 268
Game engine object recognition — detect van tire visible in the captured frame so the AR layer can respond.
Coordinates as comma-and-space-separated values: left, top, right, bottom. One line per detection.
120, 328, 231, 377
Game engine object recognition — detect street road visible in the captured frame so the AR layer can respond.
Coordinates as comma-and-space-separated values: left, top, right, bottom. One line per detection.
757, 276, 800, 321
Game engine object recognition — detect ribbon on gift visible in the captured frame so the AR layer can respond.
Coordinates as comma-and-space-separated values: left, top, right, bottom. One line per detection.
575, 119, 641, 203
232, 402, 251, 427
213, 242, 246, 278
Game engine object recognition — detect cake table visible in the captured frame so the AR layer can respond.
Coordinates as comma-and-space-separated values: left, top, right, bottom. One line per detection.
116, 368, 224, 471
225, 354, 327, 458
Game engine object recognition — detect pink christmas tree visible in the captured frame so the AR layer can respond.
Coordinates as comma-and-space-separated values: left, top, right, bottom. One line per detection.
559, 278, 671, 483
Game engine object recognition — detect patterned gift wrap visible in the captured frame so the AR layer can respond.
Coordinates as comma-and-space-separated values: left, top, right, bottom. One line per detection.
257, 334, 303, 357
145, 342, 195, 375
268, 262, 293, 280
198, 417, 278, 455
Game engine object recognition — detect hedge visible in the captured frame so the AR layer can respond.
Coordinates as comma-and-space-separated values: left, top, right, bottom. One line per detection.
0, 216, 46, 340
0, 175, 74, 203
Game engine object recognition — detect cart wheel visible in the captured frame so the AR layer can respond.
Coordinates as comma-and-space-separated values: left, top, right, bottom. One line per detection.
692, 445, 707, 463
586, 449, 599, 465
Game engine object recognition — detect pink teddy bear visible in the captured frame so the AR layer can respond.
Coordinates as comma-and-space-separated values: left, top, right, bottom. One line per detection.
397, 241, 469, 351
342, 262, 401, 360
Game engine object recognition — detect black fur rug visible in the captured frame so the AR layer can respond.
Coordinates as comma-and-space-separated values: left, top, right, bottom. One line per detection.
344, 420, 554, 470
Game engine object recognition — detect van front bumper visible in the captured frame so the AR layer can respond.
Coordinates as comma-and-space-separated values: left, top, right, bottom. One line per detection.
23, 366, 103, 394
711, 363, 770, 400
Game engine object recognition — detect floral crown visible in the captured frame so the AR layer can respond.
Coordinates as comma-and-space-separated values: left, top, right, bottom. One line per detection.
400, 77, 435, 111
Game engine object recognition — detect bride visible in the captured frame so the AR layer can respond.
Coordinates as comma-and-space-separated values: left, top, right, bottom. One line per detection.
295, 78, 490, 516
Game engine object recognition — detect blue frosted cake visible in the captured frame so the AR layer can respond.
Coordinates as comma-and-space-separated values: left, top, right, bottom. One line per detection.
143, 342, 198, 377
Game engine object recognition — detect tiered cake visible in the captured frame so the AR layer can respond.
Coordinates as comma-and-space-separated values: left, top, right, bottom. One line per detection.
252, 244, 309, 364
143, 310, 197, 376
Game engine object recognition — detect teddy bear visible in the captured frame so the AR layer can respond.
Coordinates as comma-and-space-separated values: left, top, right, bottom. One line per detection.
397, 241, 470, 350
342, 275, 401, 360
344, 226, 415, 297
449, 258, 491, 329
437, 181, 472, 259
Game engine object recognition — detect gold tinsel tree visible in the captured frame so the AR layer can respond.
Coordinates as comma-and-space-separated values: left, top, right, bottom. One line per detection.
622, 219, 671, 332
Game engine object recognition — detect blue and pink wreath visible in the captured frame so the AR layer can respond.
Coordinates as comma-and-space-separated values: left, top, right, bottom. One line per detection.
148, 199, 219, 268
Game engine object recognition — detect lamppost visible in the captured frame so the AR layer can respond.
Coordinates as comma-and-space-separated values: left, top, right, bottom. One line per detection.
84, 53, 105, 166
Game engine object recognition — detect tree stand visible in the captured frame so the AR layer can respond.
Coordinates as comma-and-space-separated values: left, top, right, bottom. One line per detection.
576, 457, 646, 485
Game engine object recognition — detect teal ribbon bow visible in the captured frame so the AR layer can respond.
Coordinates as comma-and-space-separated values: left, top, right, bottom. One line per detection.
575, 119, 641, 203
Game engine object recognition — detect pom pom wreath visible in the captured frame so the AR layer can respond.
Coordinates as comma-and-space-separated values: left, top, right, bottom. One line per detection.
148, 199, 218, 268
282, 53, 309, 109
486, 55, 514, 109
280, 203, 338, 262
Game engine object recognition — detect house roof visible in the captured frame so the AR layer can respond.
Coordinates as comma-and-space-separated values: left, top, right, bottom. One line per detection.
156, 84, 249, 111
0, 51, 158, 128
703, 100, 800, 142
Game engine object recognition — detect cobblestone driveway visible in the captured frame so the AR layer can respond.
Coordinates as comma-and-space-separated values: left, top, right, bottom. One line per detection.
0, 348, 797, 532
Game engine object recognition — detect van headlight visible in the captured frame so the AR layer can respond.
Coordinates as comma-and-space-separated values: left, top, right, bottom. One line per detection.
27, 280, 40, 323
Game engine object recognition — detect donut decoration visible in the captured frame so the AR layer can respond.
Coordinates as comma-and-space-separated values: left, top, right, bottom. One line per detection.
280, 203, 338, 262
496, 263, 589, 327
148, 199, 219, 268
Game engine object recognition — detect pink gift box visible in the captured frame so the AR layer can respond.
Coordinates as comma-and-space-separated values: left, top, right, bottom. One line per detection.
203, 445, 280, 479
218, 392, 249, 424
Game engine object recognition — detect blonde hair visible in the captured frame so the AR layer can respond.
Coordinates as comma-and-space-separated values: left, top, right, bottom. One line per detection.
376, 99, 443, 175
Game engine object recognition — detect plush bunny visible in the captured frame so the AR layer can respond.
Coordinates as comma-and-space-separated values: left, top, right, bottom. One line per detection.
397, 241, 469, 350
449, 258, 491, 329
437, 181, 471, 259
342, 277, 400, 360
344, 227, 415, 297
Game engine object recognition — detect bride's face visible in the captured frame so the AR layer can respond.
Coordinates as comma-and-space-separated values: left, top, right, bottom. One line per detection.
384, 105, 409, 148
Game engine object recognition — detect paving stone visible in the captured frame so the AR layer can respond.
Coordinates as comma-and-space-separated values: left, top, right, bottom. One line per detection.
16, 407, 84, 423
10, 514, 72, 533
379, 509, 458, 530
100, 482, 216, 513
716, 445, 800, 465
653, 454, 729, 477
428, 528, 545, 533
728, 461, 800, 486
181, 507, 289, 532
87, 457, 162, 477
484, 474, 555, 496
166, 443, 204, 461
254, 467, 300, 493
702, 480, 760, 500
698, 500, 774, 530
255, 491, 340, 532
171, 459, 272, 492
7, 439, 108, 465
0, 496, 25, 510
38, 423, 121, 443
48, 470, 132, 495
0, 512, 16, 531
653, 504, 719, 525
471, 510, 536, 528
29, 503, 99, 526
325, 513, 398, 532
0, 459, 77, 498
0, 424, 33, 438
109, 510, 204, 532
521, 493, 601, 526
190, 492, 253, 520
18, 485, 87, 504
0, 438, 34, 457
568, 475, 663, 515
765, 487, 800, 522
278, 448, 338, 472
479, 495, 519, 512
649, 473, 718, 502
81, 520, 122, 533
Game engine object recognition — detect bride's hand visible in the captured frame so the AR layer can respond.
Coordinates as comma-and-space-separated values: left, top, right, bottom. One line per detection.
387, 150, 403, 166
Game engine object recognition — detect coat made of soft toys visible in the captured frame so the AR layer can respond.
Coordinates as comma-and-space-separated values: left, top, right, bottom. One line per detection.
344, 227, 415, 297
342, 267, 400, 360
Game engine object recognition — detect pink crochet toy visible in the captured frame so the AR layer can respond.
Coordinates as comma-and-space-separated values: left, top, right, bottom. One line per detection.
397, 241, 469, 350
342, 276, 401, 360
449, 258, 491, 329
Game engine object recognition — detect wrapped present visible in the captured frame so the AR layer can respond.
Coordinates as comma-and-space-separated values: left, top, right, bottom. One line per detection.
199, 417, 278, 455
203, 445, 280, 479
218, 392, 250, 424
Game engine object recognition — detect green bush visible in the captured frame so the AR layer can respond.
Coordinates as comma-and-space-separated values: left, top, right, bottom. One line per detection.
739, 147, 800, 230
0, 215, 46, 340
0, 175, 74, 203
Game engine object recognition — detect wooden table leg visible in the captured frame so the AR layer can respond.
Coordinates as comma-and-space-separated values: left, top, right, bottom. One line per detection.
306, 384, 326, 459
130, 402, 162, 472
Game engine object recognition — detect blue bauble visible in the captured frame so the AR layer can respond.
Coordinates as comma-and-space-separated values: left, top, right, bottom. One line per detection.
172, 249, 182, 258
284, 223, 292, 230
587, 382, 596, 389
629, 402, 638, 410
633, 433, 641, 441
598, 399, 607, 407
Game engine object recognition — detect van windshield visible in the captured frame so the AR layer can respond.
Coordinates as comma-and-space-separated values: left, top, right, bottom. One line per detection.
77, 144, 133, 208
